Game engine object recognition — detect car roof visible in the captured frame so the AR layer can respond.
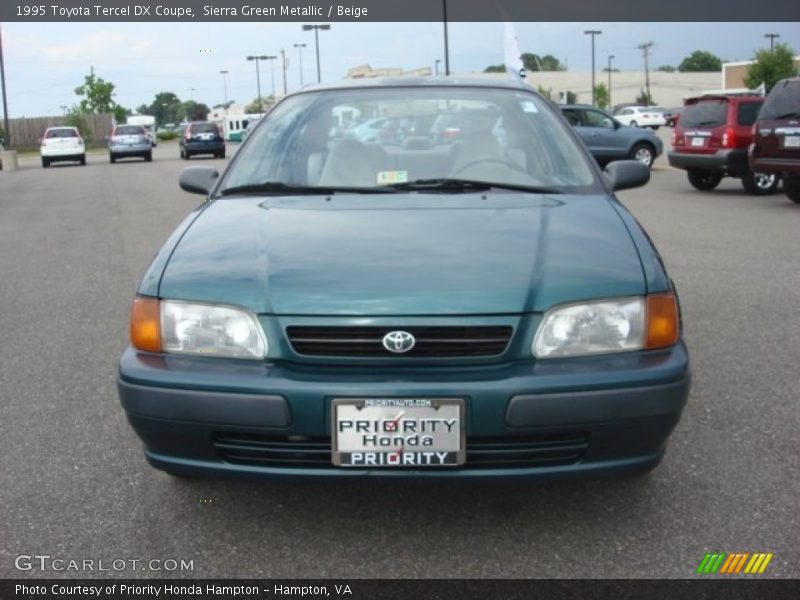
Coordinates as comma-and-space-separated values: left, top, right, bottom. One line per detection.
686, 94, 764, 103
293, 76, 534, 94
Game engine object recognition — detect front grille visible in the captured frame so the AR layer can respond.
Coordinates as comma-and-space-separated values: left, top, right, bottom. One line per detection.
214, 432, 588, 470
285, 326, 513, 358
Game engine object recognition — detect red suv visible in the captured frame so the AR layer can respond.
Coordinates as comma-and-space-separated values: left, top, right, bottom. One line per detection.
668, 94, 779, 195
749, 77, 800, 204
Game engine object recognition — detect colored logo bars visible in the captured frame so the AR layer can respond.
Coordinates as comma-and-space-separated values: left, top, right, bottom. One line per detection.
697, 552, 774, 574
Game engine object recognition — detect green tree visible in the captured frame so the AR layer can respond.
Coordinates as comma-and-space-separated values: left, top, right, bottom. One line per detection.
593, 83, 610, 110
64, 108, 92, 144
520, 53, 564, 72
74, 72, 117, 113
678, 50, 722, 72
182, 101, 210, 122
566, 91, 578, 104
138, 92, 183, 126
657, 65, 676, 72
0, 122, 5, 144
636, 89, 655, 106
245, 96, 274, 113
536, 85, 553, 101
483, 64, 506, 73
744, 43, 799, 92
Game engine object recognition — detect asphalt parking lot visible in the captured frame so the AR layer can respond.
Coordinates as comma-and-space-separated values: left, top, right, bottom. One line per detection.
0, 142, 798, 579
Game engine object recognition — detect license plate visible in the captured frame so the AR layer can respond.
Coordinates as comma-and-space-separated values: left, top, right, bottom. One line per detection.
783, 136, 800, 148
331, 398, 465, 467
691, 137, 706, 147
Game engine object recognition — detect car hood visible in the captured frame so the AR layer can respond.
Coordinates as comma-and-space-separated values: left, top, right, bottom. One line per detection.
158, 194, 645, 315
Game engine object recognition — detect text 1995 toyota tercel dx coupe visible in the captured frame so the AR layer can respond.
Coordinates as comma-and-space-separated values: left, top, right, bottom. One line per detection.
118, 78, 690, 480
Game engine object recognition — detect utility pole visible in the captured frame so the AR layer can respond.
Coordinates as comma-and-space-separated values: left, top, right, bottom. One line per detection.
764, 33, 780, 51
435, 59, 441, 77
247, 55, 269, 111
638, 41, 654, 104
442, 0, 450, 75
584, 30, 602, 106
607, 55, 614, 108
0, 24, 10, 146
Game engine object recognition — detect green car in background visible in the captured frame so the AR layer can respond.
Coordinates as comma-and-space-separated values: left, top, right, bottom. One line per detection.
118, 78, 690, 480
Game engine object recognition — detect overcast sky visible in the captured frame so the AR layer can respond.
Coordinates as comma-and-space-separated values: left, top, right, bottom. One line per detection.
2, 21, 799, 117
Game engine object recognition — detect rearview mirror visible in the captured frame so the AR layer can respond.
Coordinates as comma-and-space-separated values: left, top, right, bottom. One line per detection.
603, 160, 650, 191
179, 166, 219, 195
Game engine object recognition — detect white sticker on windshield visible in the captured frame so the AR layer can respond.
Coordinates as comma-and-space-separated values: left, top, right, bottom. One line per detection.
377, 171, 409, 185
521, 101, 539, 113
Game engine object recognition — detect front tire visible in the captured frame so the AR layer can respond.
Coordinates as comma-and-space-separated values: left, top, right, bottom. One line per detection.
109, 154, 116, 164
784, 181, 800, 204
630, 143, 655, 168
687, 169, 722, 191
741, 171, 778, 195
145, 152, 152, 162
80, 155, 86, 166
42, 157, 50, 168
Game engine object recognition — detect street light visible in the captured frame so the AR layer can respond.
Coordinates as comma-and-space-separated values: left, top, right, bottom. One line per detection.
584, 30, 602, 107
765, 33, 780, 51
280, 49, 288, 95
607, 55, 615, 109
294, 43, 306, 87
0, 24, 10, 146
219, 70, 229, 106
247, 55, 270, 110
264, 55, 278, 101
302, 24, 330, 83
442, 0, 450, 76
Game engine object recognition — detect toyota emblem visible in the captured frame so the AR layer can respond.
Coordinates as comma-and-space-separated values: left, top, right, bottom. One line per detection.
382, 331, 416, 354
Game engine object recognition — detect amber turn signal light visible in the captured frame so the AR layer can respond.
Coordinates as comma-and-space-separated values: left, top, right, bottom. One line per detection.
130, 296, 161, 352
645, 293, 679, 349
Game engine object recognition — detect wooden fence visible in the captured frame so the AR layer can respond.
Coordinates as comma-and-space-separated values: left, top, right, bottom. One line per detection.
5, 113, 114, 150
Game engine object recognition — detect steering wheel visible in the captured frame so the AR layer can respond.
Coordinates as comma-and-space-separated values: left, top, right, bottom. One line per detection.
452, 157, 530, 176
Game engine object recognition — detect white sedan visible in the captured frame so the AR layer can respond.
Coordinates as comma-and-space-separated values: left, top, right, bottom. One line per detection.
40, 126, 86, 167
614, 106, 666, 130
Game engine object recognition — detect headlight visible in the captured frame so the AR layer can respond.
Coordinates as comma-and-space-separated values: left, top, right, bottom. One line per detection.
532, 294, 679, 358
129, 297, 267, 359
161, 300, 267, 359
533, 297, 645, 358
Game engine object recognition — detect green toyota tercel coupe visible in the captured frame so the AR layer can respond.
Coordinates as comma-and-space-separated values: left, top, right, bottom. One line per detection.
118, 78, 690, 479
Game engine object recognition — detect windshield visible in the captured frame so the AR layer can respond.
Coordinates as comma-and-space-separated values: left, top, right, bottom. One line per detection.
46, 128, 78, 138
191, 123, 218, 134
759, 80, 800, 119
218, 86, 598, 195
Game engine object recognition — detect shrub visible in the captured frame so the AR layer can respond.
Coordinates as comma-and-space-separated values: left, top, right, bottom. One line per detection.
157, 130, 180, 141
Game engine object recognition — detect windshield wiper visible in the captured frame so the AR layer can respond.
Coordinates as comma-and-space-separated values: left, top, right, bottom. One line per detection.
217, 182, 396, 197
379, 178, 563, 194
773, 112, 800, 120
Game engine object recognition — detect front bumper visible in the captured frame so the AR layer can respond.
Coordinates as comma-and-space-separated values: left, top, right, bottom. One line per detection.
118, 342, 690, 480
668, 149, 748, 176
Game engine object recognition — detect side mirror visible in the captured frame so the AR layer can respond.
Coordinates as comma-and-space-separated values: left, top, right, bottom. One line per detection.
612, 119, 621, 129
179, 166, 219, 195
603, 160, 650, 191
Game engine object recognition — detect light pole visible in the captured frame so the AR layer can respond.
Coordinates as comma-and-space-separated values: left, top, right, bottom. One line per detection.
584, 30, 602, 107
294, 43, 306, 87
264, 55, 277, 101
637, 41, 654, 104
442, 0, 450, 75
765, 33, 780, 51
219, 70, 229, 106
0, 24, 10, 146
280, 49, 288, 95
302, 24, 330, 83
247, 55, 269, 110
435, 59, 441, 77
607, 55, 614, 109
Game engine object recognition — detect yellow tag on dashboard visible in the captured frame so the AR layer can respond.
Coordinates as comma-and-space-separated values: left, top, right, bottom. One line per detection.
377, 171, 409, 185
